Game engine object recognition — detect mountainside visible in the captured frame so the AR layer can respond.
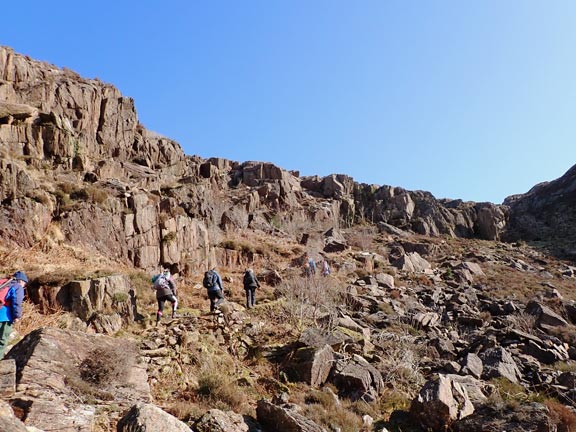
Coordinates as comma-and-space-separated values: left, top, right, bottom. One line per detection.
0, 46, 524, 276
1, 46, 576, 432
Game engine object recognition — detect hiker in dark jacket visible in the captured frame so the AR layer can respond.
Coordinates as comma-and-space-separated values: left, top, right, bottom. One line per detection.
203, 267, 224, 313
0, 271, 27, 357
243, 268, 260, 309
153, 270, 178, 323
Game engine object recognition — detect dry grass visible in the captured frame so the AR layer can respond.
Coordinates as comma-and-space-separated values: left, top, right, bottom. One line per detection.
546, 399, 576, 432
152, 332, 253, 421
17, 301, 67, 335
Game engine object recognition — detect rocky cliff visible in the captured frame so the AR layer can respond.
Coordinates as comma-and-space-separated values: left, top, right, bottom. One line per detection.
504, 164, 576, 259
0, 45, 572, 274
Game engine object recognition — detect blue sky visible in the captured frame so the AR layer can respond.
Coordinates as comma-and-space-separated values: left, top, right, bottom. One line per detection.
2, 1, 575, 203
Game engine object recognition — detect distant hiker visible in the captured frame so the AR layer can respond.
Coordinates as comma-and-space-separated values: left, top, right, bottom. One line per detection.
152, 269, 178, 323
308, 256, 317, 274
243, 268, 260, 309
203, 267, 224, 313
321, 260, 331, 277
0, 271, 27, 357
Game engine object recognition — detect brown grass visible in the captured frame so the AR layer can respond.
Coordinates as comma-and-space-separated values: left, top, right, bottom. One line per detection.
546, 399, 576, 432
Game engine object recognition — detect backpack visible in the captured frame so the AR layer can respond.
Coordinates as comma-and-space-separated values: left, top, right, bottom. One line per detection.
153, 274, 170, 291
0, 278, 13, 307
203, 270, 217, 289
243, 271, 256, 287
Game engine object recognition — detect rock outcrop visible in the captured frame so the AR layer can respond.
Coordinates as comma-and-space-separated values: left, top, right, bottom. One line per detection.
2, 45, 576, 277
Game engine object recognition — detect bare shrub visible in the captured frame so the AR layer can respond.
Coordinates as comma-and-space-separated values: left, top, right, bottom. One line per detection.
79, 346, 133, 385
275, 275, 346, 332
303, 402, 363, 432
66, 344, 137, 403
373, 331, 425, 398
346, 225, 377, 251
508, 312, 537, 334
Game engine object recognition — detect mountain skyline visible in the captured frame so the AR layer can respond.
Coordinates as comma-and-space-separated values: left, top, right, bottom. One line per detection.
3, 1, 576, 203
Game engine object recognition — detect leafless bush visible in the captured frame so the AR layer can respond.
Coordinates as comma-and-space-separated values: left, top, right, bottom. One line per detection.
508, 312, 537, 334
275, 275, 347, 332
373, 330, 425, 398
66, 343, 137, 403
79, 346, 133, 385
345, 225, 378, 251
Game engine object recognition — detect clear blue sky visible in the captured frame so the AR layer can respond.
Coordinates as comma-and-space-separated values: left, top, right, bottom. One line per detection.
2, 1, 575, 203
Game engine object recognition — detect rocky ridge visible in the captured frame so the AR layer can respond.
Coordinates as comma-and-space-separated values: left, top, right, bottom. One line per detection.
2, 45, 565, 277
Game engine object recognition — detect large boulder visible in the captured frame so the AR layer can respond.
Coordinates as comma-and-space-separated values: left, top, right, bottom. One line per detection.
331, 354, 383, 402
284, 344, 335, 387
256, 399, 327, 432
410, 374, 475, 431
6, 327, 150, 431
117, 403, 191, 432
194, 409, 256, 432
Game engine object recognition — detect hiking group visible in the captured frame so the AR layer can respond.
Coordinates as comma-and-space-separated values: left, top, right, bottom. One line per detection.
203, 267, 261, 311
304, 255, 331, 277
153, 266, 263, 317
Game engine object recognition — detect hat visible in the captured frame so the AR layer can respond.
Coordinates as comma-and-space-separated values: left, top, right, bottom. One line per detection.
13, 271, 28, 283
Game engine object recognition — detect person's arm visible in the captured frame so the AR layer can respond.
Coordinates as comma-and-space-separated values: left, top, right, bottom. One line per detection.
168, 278, 177, 295
11, 285, 24, 322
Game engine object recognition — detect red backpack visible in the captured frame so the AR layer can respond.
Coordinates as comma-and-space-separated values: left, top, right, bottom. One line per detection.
0, 278, 13, 307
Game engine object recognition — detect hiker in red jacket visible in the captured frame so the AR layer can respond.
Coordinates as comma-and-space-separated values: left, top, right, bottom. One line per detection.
0, 271, 27, 357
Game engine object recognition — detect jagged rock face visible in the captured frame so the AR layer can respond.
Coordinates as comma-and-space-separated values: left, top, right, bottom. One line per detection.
0, 47, 186, 172
2, 45, 574, 274
504, 164, 576, 258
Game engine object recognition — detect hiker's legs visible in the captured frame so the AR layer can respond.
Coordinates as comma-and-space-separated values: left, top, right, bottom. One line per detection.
208, 291, 218, 312
169, 294, 178, 317
251, 287, 256, 307
157, 298, 167, 322
246, 287, 256, 308
208, 289, 225, 312
0, 321, 13, 358
214, 289, 224, 309
245, 288, 250, 308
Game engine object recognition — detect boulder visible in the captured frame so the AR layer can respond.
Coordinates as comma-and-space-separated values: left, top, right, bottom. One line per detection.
391, 252, 431, 273
480, 347, 522, 384
194, 409, 256, 432
410, 374, 474, 431
284, 344, 334, 387
331, 354, 383, 402
525, 300, 568, 327
5, 327, 150, 431
117, 403, 190, 432
453, 402, 555, 432
256, 399, 327, 432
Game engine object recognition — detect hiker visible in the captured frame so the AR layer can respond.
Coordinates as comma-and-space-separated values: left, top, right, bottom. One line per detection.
152, 269, 178, 323
321, 259, 331, 277
308, 256, 317, 275
203, 267, 224, 313
0, 271, 27, 358
243, 268, 260, 309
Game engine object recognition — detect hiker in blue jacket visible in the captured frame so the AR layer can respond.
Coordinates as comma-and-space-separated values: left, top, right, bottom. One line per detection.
0, 271, 27, 357
203, 267, 225, 313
